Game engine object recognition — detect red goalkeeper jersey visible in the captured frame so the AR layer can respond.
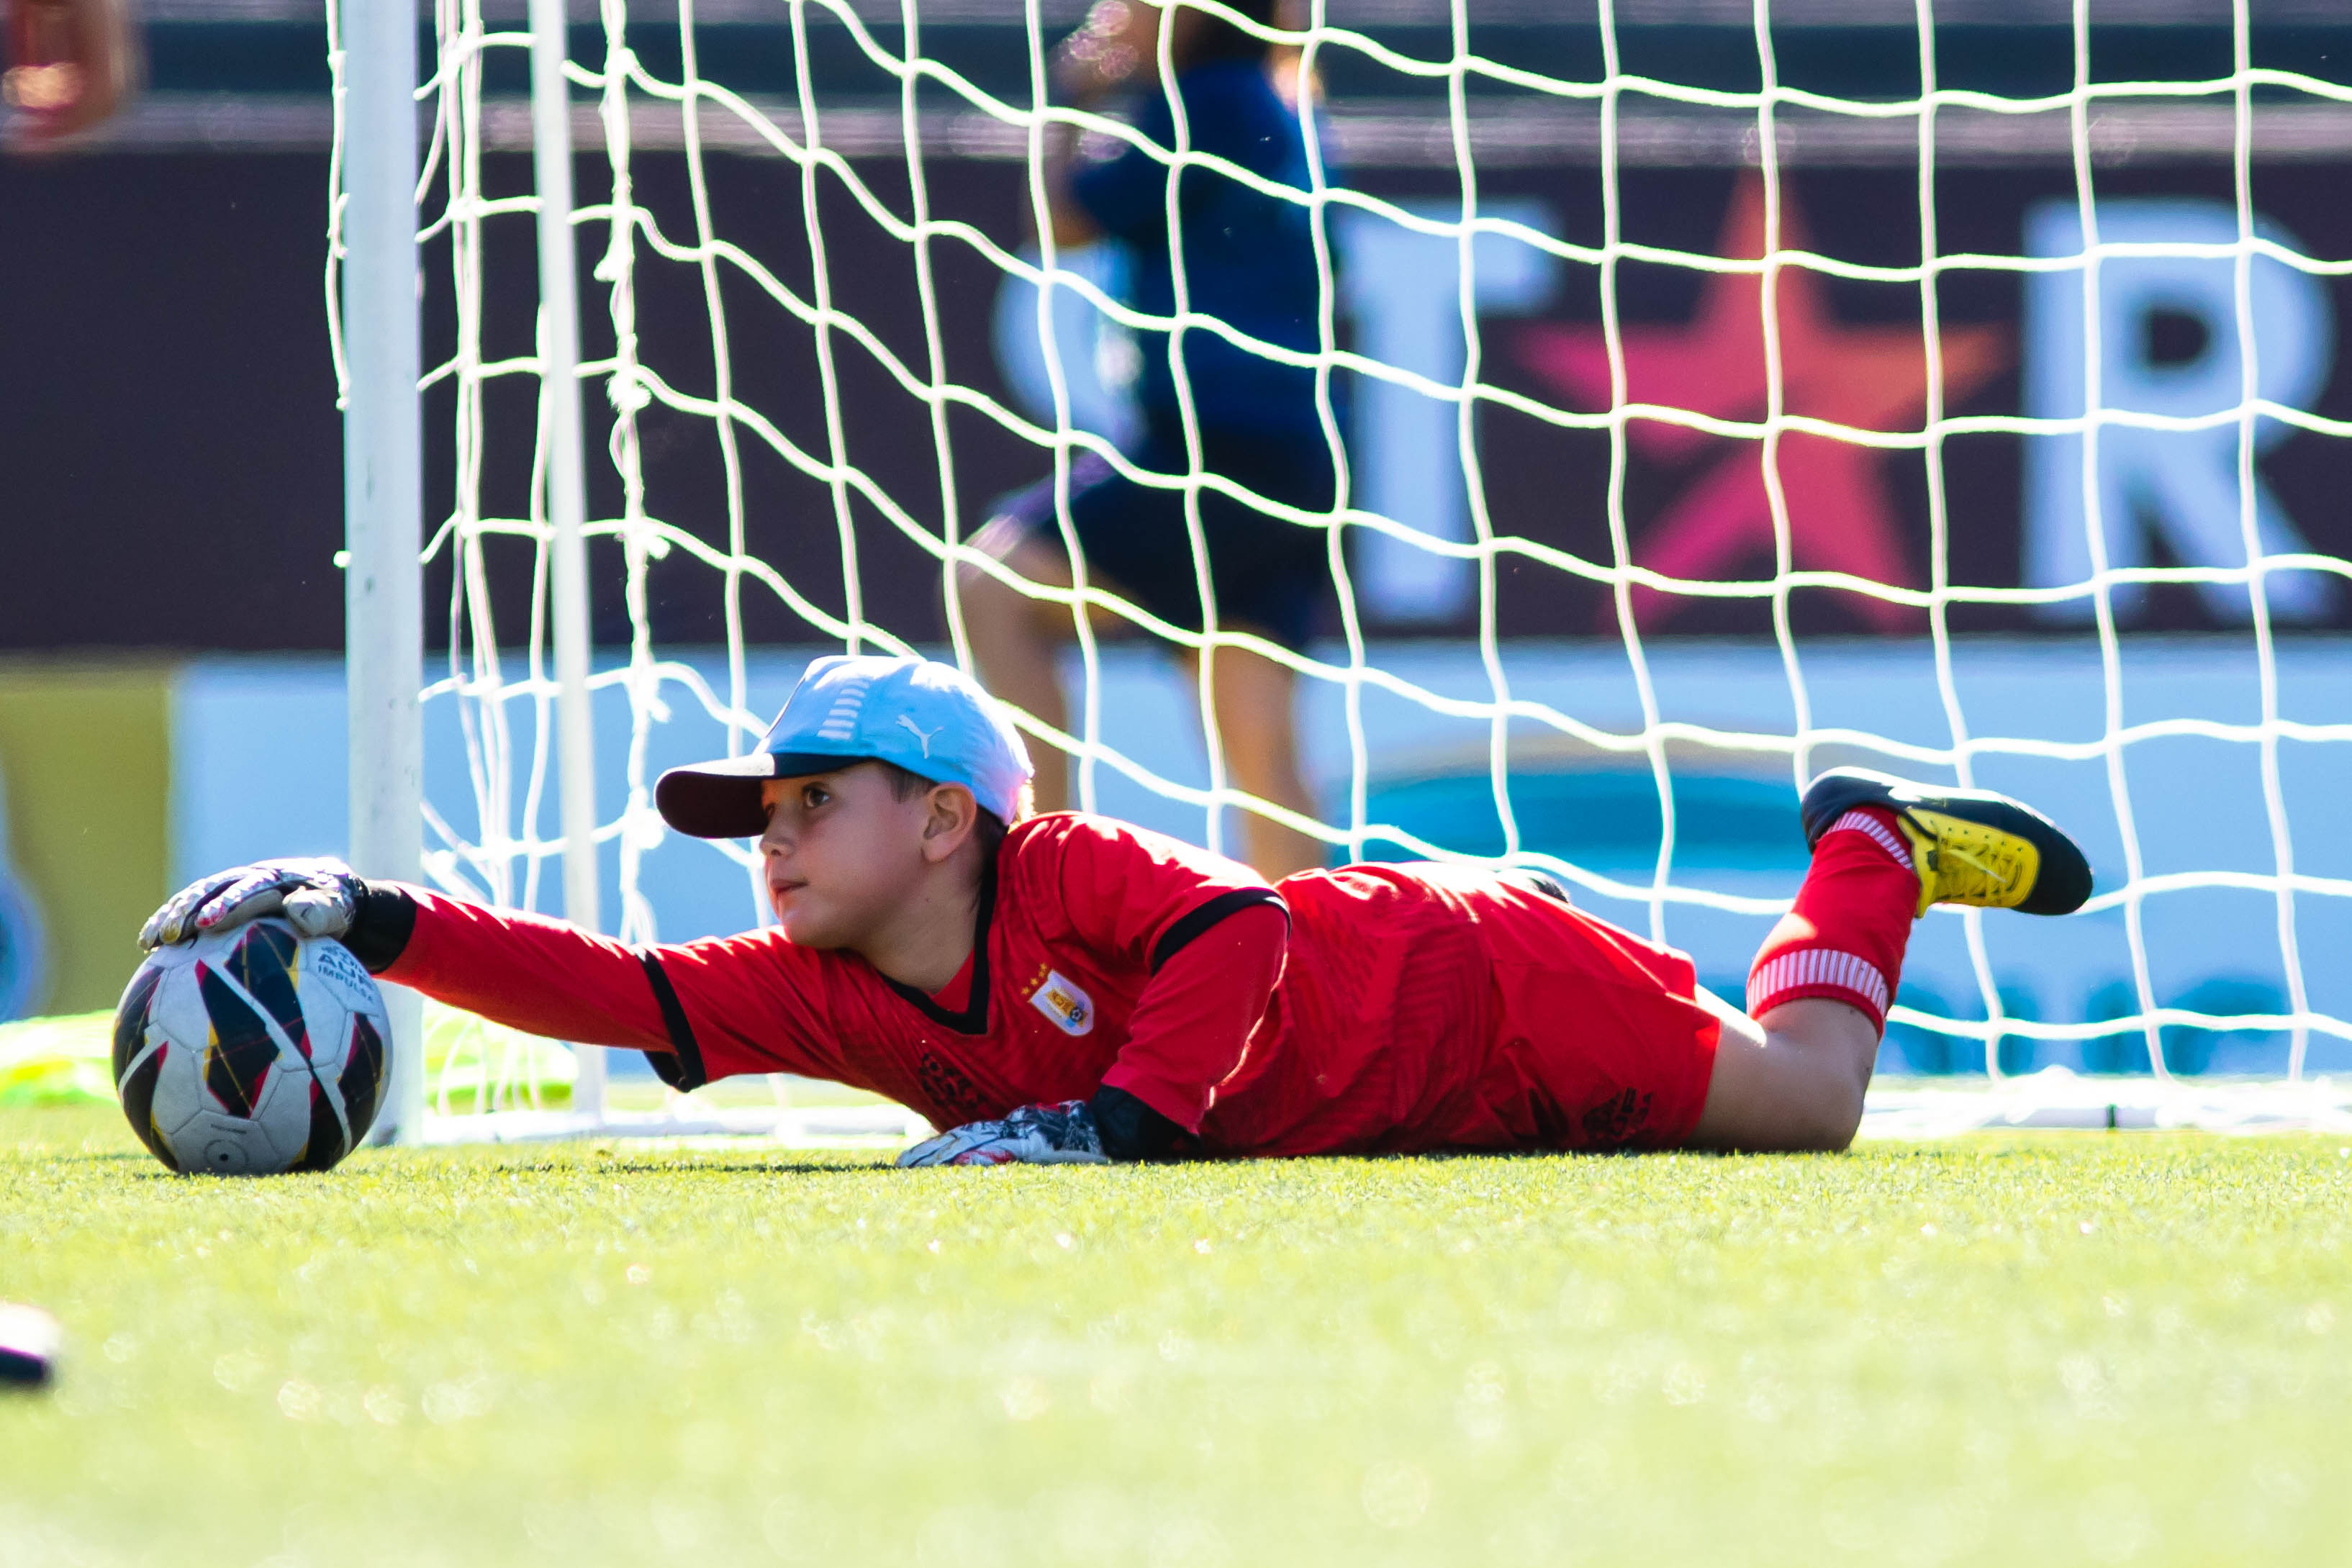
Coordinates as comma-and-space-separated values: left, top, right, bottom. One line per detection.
379, 813, 1720, 1156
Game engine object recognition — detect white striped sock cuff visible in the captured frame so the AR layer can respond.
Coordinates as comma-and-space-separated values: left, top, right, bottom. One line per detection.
1827, 809, 1912, 871
1747, 947, 1892, 1019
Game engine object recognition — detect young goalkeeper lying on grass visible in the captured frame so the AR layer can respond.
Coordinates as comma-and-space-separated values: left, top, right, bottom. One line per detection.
141, 655, 2091, 1162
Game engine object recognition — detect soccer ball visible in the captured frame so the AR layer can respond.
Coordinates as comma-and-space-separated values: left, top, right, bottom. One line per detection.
112, 918, 391, 1175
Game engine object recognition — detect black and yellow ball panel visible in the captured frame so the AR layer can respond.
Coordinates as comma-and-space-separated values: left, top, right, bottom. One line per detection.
110, 965, 181, 1173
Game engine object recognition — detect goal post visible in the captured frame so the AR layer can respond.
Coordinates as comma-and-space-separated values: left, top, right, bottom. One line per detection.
333, 0, 425, 1144
346, 0, 2352, 1141
335, 0, 613, 1141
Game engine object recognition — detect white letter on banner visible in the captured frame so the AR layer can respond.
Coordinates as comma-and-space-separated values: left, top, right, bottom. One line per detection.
1338, 200, 1562, 624
2024, 199, 2335, 623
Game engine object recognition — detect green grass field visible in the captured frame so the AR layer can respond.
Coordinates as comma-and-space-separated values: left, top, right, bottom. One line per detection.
4, 1105, 2348, 1567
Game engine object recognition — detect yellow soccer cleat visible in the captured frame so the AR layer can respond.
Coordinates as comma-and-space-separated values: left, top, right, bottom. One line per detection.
1799, 769, 2093, 919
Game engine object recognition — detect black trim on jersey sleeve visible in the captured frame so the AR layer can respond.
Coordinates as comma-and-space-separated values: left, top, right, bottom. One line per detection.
1148, 887, 1288, 975
1088, 1084, 1185, 1161
1497, 866, 1573, 905
343, 882, 419, 974
636, 951, 707, 1090
882, 855, 999, 1035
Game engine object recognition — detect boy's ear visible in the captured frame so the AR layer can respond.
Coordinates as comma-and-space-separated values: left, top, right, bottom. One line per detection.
918, 783, 980, 864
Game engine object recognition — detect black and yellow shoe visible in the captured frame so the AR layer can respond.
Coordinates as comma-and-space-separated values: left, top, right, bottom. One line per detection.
1800, 768, 2094, 918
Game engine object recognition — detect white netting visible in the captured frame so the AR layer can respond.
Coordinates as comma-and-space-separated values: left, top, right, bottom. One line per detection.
345, 0, 2352, 1131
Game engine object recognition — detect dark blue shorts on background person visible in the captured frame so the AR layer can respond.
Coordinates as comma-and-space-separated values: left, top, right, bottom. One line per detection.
989, 424, 1341, 651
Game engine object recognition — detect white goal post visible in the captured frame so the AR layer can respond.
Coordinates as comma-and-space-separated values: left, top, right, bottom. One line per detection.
333, 0, 425, 1141
336, 0, 2352, 1145
333, 0, 790, 1141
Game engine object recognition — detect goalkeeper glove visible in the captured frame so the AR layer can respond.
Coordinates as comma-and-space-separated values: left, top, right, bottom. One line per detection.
897, 1100, 1111, 1168
139, 858, 369, 951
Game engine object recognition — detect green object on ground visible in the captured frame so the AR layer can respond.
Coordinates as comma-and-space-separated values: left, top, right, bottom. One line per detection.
0, 1005, 576, 1112
0, 1012, 114, 1107
419, 1001, 574, 1113
1, 1105, 2348, 1566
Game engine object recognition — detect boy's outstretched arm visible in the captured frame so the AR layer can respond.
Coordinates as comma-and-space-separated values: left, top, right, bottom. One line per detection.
142, 859, 679, 1053
137, 860, 854, 1085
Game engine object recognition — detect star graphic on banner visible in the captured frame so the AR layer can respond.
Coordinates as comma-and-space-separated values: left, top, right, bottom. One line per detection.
1518, 175, 2009, 632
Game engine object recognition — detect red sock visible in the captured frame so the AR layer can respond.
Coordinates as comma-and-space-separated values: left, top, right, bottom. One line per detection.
1747, 807, 1919, 1033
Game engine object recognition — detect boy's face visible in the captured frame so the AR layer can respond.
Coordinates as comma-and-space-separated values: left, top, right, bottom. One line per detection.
757, 763, 954, 949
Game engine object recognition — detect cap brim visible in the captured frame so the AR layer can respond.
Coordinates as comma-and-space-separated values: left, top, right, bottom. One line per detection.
653, 751, 877, 839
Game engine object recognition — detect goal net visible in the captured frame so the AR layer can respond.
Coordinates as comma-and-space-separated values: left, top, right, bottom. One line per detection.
339, 0, 2352, 1140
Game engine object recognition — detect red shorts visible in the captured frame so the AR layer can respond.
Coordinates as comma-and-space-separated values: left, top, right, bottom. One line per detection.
1216, 863, 1723, 1158
1473, 896, 1723, 1152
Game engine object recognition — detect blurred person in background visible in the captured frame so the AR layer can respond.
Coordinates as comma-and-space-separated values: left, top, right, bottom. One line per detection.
3, 0, 139, 146
960, 0, 1342, 882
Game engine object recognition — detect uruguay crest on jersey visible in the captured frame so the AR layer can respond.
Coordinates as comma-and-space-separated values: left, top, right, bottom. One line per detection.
1027, 966, 1095, 1036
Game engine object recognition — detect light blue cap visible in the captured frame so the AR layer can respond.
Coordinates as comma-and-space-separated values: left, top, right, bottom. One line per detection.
654, 654, 1035, 838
